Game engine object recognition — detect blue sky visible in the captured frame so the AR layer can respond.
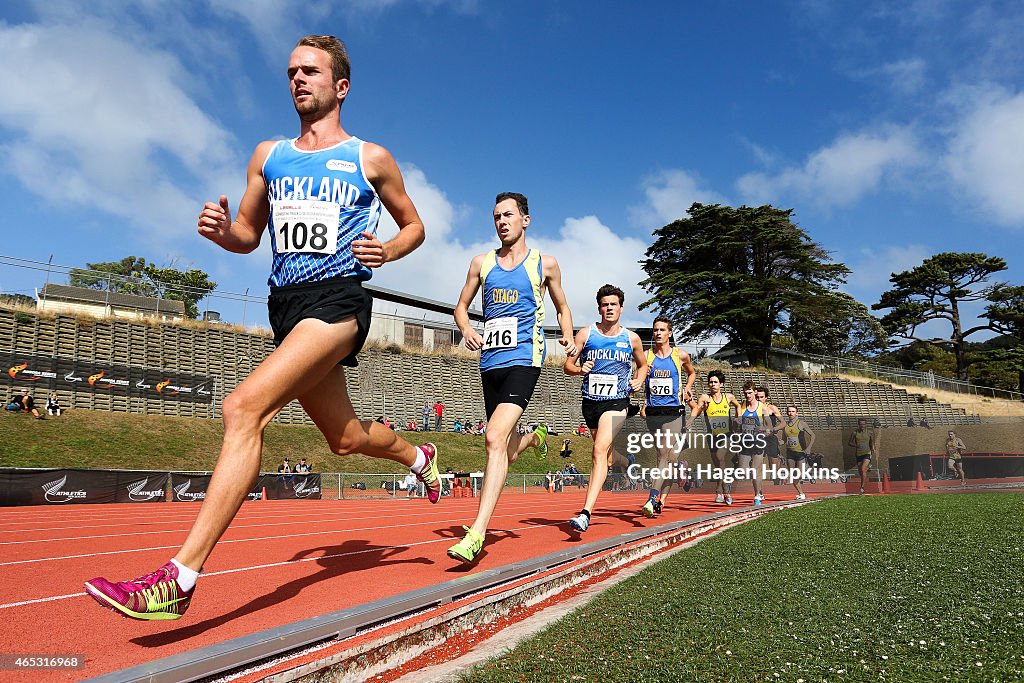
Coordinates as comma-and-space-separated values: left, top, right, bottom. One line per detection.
0, 0, 1021, 338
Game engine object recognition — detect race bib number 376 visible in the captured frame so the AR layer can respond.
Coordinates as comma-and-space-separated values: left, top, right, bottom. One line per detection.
272, 200, 340, 254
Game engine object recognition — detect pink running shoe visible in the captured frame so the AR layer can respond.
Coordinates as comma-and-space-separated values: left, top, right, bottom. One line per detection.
84, 561, 193, 620
415, 443, 442, 504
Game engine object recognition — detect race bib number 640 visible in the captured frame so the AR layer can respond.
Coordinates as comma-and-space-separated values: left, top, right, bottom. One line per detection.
272, 200, 340, 254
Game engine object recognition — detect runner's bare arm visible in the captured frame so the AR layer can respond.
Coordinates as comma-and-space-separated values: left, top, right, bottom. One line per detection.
678, 349, 697, 402
197, 141, 275, 253
542, 255, 577, 356
455, 255, 485, 351
690, 394, 709, 419
628, 331, 648, 394
355, 143, 425, 267
563, 326, 591, 375
802, 421, 816, 451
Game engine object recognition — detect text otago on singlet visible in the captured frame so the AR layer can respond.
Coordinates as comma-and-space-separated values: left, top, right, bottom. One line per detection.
626, 430, 770, 455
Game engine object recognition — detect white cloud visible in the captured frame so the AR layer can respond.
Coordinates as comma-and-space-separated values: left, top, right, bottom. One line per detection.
944, 86, 1024, 226
373, 165, 651, 328
842, 243, 932, 303
879, 58, 927, 94
0, 19, 240, 246
736, 127, 920, 207
628, 169, 729, 229
531, 217, 650, 328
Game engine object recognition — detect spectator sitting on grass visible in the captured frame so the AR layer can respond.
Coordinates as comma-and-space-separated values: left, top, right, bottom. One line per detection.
46, 391, 62, 416
453, 418, 463, 433
8, 389, 44, 419
559, 438, 572, 459
295, 458, 312, 473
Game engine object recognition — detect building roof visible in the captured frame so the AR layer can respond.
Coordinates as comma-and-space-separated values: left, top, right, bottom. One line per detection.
38, 284, 186, 315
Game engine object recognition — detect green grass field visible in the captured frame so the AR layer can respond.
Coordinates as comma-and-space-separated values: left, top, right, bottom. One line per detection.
0, 409, 593, 474
460, 494, 1024, 683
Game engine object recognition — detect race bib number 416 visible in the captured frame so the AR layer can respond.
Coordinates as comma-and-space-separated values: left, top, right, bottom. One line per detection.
272, 200, 340, 254
483, 317, 518, 350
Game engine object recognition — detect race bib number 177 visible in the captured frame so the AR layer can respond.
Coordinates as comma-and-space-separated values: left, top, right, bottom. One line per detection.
272, 200, 340, 254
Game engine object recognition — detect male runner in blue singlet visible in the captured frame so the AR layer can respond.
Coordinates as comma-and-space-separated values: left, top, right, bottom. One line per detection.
565, 285, 648, 532
447, 192, 576, 563
85, 36, 441, 621
640, 316, 696, 517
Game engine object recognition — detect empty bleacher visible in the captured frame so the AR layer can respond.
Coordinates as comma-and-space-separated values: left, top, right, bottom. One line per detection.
0, 308, 983, 432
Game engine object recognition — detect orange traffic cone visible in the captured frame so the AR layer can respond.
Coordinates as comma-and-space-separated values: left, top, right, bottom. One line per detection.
914, 471, 924, 491
882, 472, 892, 494
261, 486, 268, 501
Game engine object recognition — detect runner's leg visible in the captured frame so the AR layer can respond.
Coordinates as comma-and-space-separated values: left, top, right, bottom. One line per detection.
175, 318, 371, 570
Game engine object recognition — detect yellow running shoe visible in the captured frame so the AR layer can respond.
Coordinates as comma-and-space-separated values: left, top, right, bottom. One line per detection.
447, 526, 484, 564
534, 424, 549, 459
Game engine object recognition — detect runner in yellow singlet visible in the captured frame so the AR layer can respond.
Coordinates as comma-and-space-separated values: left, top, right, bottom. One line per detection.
771, 405, 815, 500
847, 418, 877, 494
945, 430, 966, 486
690, 370, 742, 505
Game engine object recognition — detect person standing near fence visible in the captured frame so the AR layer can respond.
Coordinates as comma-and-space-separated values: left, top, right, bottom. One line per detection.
433, 400, 445, 432
84, 35, 441, 621
446, 192, 576, 564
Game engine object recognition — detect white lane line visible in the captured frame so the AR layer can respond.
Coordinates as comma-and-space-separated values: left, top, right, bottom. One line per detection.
0, 521, 562, 610
0, 503, 587, 567
0, 499, 582, 546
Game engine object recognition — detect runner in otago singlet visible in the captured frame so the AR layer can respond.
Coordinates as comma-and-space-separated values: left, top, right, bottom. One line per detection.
479, 249, 545, 371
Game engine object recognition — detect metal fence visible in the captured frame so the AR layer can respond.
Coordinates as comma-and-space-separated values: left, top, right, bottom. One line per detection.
810, 352, 1023, 402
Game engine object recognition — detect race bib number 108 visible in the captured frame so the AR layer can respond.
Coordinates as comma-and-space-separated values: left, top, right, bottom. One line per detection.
272, 200, 340, 254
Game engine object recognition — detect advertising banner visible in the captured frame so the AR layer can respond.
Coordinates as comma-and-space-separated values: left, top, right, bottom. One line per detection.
0, 469, 168, 506
2, 352, 213, 403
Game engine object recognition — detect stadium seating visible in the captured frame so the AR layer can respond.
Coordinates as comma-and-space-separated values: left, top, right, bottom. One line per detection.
0, 308, 982, 432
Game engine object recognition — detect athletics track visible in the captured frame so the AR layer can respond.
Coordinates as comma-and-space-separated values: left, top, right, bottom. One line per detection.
1, 478, 1016, 681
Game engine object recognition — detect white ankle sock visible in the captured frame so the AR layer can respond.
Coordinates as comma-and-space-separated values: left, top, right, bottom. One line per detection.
411, 447, 427, 473
170, 558, 200, 591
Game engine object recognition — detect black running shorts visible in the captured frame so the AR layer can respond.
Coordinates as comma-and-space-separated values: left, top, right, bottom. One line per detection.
481, 365, 541, 418
268, 275, 371, 367
581, 397, 630, 432
644, 405, 684, 432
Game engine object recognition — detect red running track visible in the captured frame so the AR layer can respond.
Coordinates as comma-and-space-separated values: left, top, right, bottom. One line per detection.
0, 485, 834, 681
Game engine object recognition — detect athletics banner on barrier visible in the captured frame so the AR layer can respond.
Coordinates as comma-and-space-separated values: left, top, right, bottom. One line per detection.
0, 469, 169, 506
1, 351, 213, 403
170, 473, 265, 502
264, 474, 322, 500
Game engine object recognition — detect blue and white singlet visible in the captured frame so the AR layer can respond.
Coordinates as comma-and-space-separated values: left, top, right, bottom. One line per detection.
645, 351, 683, 407
263, 137, 382, 287
479, 249, 545, 371
580, 325, 633, 401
